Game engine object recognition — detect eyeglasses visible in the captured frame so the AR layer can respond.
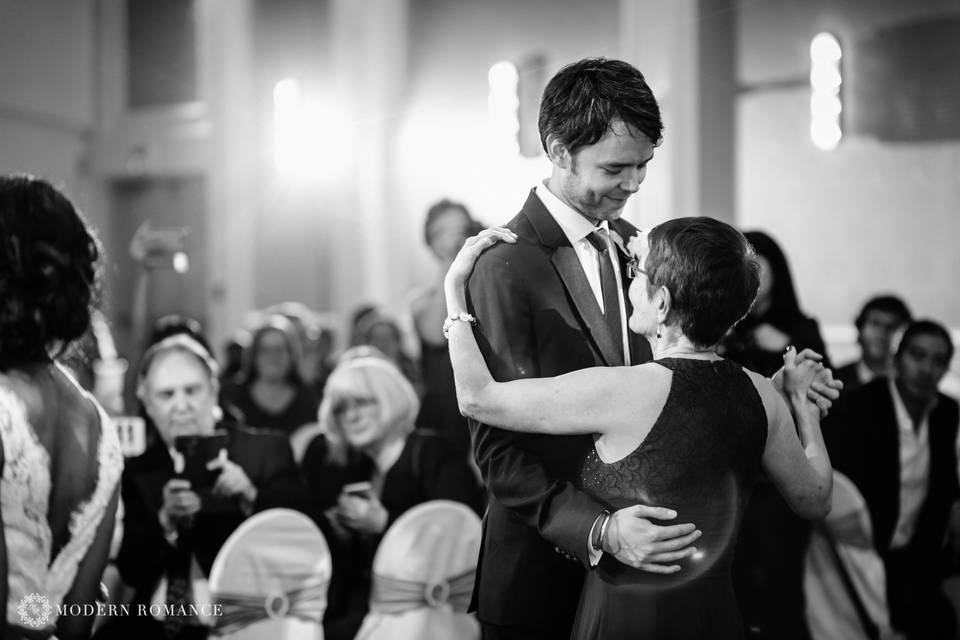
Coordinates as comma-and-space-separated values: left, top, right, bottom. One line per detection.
627, 256, 647, 279
332, 396, 378, 417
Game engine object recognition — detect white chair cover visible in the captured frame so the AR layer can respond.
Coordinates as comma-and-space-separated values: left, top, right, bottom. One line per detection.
805, 472, 893, 640
209, 508, 330, 640
354, 500, 481, 640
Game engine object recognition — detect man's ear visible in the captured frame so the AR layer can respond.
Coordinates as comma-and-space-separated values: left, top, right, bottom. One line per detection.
545, 135, 571, 169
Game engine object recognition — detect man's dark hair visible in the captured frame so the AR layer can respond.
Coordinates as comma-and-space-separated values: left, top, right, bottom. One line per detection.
895, 319, 955, 363
854, 294, 912, 331
539, 57, 663, 155
645, 217, 760, 347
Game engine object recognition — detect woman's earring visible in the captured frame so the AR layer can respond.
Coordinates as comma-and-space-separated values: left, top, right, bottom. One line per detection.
656, 323, 663, 340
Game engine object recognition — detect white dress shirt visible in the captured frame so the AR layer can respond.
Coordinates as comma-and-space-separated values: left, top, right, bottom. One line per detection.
888, 379, 931, 549
534, 182, 631, 366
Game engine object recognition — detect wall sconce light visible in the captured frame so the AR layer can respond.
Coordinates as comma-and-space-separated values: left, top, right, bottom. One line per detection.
810, 32, 842, 150
488, 61, 520, 156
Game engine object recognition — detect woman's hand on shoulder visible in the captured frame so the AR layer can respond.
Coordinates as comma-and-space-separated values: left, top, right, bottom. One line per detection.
443, 227, 517, 294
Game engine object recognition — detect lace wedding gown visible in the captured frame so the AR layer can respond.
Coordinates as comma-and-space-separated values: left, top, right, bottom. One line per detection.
1, 367, 123, 639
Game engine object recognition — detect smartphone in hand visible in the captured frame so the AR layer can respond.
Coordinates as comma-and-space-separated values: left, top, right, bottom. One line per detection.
341, 481, 374, 499
174, 432, 229, 491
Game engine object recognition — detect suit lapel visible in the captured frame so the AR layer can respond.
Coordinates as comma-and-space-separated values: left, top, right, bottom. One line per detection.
875, 385, 904, 549
522, 190, 622, 367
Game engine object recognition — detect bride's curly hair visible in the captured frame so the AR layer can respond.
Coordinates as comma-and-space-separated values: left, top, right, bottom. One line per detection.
0, 175, 102, 370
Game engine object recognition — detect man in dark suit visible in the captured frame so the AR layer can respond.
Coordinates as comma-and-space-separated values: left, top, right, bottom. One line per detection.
834, 295, 911, 393
826, 319, 959, 640
464, 58, 702, 640
111, 335, 308, 640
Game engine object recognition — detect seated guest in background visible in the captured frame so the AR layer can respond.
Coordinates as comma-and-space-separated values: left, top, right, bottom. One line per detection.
263, 301, 323, 388
408, 198, 483, 457
826, 319, 958, 640
835, 295, 912, 393
218, 329, 249, 386
351, 311, 421, 390
301, 357, 483, 640
721, 229, 831, 640
348, 303, 381, 347
150, 314, 213, 355
221, 314, 320, 436
108, 335, 308, 640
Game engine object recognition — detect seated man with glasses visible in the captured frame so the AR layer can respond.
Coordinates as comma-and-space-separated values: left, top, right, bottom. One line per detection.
102, 334, 310, 640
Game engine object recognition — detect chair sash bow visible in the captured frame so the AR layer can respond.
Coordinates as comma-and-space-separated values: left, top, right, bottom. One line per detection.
370, 569, 474, 614
212, 578, 328, 633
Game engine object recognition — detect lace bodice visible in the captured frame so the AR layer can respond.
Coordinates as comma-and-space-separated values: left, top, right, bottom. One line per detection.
580, 357, 768, 584
1, 369, 123, 636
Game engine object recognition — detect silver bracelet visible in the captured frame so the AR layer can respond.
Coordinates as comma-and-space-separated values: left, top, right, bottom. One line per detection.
442, 311, 476, 339
597, 511, 612, 552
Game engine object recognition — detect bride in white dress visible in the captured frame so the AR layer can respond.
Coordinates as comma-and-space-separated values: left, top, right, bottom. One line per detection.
1, 175, 123, 640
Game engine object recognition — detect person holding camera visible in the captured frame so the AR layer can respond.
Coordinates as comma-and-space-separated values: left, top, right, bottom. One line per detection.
107, 335, 308, 640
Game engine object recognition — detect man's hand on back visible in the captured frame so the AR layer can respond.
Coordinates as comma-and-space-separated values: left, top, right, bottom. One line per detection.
603, 505, 701, 573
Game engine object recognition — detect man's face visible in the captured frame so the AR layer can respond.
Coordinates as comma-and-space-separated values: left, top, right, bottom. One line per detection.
142, 350, 218, 447
859, 309, 906, 362
553, 119, 656, 223
895, 333, 951, 403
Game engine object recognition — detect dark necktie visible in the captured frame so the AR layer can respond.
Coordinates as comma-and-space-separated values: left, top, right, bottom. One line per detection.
587, 228, 624, 365
163, 532, 197, 639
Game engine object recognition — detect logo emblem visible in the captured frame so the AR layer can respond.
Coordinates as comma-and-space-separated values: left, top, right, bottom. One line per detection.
17, 592, 53, 629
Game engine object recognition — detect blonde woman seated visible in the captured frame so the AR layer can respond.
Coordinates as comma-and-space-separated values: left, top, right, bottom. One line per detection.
301, 357, 483, 640
443, 218, 835, 640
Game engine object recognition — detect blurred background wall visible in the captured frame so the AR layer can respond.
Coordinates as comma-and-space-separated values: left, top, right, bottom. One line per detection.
1, 0, 957, 378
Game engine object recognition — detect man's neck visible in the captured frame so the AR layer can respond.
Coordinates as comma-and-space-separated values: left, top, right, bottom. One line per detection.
894, 379, 935, 426
861, 354, 890, 376
543, 176, 600, 226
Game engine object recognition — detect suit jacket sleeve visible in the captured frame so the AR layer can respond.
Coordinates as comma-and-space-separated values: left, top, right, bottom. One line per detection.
466, 251, 605, 567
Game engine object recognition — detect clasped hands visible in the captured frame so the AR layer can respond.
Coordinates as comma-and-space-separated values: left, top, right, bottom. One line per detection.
773, 347, 843, 417
325, 490, 389, 537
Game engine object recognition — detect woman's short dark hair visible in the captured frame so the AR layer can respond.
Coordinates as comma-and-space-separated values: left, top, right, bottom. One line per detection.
0, 175, 101, 370
895, 319, 954, 364
645, 217, 760, 347
422, 199, 481, 247
539, 57, 663, 155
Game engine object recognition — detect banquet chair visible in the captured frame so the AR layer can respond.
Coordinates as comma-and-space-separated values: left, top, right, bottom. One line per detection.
354, 500, 481, 640
209, 508, 330, 640
804, 472, 893, 640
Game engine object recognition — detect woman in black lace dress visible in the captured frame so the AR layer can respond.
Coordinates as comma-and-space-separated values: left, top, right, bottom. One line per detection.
443, 218, 835, 639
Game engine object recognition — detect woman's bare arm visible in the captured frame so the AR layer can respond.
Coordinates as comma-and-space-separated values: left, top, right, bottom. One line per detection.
749, 359, 832, 520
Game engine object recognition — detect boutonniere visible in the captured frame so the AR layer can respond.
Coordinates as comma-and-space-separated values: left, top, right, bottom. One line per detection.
625, 231, 646, 260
